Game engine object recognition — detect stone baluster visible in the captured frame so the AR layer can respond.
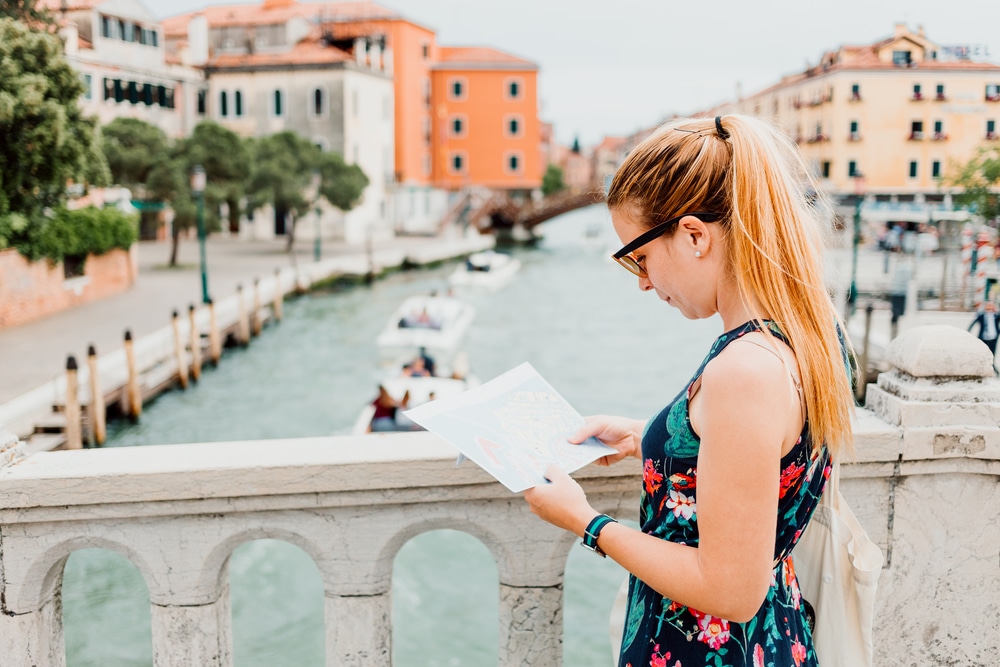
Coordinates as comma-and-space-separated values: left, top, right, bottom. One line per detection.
150, 587, 232, 666
861, 325, 1000, 665
325, 593, 391, 666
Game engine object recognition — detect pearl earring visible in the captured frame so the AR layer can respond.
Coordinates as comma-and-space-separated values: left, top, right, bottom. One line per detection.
694, 250, 702, 258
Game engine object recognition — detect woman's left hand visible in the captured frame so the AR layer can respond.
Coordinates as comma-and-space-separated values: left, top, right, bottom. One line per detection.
523, 465, 598, 537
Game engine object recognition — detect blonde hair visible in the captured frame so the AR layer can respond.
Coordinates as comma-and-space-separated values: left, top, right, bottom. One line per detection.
608, 115, 855, 460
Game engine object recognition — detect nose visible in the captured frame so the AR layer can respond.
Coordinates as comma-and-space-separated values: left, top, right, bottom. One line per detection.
638, 274, 654, 291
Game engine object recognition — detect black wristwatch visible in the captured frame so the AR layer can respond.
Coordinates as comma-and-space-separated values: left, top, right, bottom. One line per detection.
581, 514, 618, 557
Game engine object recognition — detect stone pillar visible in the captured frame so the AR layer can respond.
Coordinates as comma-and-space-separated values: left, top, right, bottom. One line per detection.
863, 325, 1000, 665
0, 595, 65, 667
498, 584, 562, 666
325, 593, 390, 666
150, 588, 232, 667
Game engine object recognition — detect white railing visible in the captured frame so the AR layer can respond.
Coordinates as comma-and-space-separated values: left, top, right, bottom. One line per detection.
1, 325, 999, 666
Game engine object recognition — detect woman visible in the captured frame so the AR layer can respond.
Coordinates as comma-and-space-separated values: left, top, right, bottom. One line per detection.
523, 115, 855, 667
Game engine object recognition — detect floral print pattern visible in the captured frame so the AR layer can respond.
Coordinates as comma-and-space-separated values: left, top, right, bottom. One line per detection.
618, 321, 832, 667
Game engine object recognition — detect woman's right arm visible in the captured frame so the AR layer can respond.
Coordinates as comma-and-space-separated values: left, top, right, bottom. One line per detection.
568, 415, 645, 466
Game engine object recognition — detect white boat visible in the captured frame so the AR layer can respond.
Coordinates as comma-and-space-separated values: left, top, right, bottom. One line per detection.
351, 366, 479, 435
375, 294, 476, 363
448, 250, 521, 289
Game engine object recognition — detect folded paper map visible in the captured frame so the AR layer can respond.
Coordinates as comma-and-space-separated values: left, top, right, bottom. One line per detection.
404, 362, 616, 492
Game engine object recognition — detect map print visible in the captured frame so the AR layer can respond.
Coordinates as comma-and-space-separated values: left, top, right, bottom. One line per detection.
404, 363, 616, 492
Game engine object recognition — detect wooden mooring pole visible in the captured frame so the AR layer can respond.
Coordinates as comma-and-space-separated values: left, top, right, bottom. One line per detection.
189, 304, 202, 382
208, 298, 222, 365
273, 268, 284, 322
252, 278, 263, 337
172, 310, 189, 390
64, 355, 82, 450
124, 329, 142, 421
237, 284, 250, 346
87, 345, 106, 446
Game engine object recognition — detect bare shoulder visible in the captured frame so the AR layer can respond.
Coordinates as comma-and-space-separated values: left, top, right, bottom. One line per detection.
700, 331, 792, 398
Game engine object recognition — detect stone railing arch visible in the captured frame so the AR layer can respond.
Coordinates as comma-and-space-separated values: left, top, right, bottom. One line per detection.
2, 325, 999, 666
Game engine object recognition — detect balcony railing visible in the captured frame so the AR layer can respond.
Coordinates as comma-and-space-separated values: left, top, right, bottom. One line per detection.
908, 131, 924, 141
1, 327, 999, 666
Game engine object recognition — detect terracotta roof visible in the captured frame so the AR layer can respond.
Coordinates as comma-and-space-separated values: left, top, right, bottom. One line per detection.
163, 1, 401, 37
595, 136, 625, 152
435, 46, 534, 66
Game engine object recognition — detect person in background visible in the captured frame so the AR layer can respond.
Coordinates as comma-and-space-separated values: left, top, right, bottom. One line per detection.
968, 300, 1000, 370
524, 115, 855, 667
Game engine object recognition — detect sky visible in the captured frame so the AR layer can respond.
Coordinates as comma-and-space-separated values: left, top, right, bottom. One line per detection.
148, 0, 1000, 147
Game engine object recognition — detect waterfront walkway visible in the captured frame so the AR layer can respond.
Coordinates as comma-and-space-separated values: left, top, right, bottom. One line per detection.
0, 232, 488, 407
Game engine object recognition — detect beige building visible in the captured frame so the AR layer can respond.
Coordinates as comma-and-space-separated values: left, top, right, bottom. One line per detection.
709, 23, 1000, 212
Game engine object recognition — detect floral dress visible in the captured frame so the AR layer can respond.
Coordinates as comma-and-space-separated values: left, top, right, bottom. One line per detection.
619, 320, 832, 667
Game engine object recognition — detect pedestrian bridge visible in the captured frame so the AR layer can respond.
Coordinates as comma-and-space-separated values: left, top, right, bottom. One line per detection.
1, 326, 998, 666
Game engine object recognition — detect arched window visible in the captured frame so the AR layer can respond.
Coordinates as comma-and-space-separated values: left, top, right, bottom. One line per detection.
234, 90, 243, 117
219, 90, 228, 117
273, 89, 283, 117
312, 87, 325, 117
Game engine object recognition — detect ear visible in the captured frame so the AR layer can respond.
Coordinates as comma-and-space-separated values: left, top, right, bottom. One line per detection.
675, 215, 714, 256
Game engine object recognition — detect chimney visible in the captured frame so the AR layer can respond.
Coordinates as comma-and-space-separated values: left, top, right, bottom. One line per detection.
188, 14, 209, 66
917, 24, 925, 38
894, 22, 908, 38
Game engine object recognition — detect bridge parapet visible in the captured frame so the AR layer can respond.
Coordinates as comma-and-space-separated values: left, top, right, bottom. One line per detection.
0, 324, 997, 665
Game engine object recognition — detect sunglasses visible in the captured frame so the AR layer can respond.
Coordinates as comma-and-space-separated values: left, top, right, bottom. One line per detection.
611, 212, 722, 277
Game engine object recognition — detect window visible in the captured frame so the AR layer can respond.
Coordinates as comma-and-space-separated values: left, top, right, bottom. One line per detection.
935, 84, 946, 100
150, 29, 158, 47
986, 84, 1000, 101
127, 80, 139, 104
450, 152, 465, 172
506, 153, 521, 172
220, 90, 228, 117
506, 114, 522, 137
81, 74, 92, 100
122, 21, 134, 43
113, 79, 123, 103
273, 89, 283, 117
63, 255, 86, 280
912, 83, 923, 100
100, 15, 112, 39
312, 87, 326, 117
421, 42, 429, 59
448, 78, 466, 100
450, 116, 464, 137
932, 161, 941, 178
197, 89, 207, 115
142, 83, 153, 106
893, 50, 912, 66
850, 83, 861, 101
910, 121, 923, 140
908, 161, 918, 178
849, 120, 859, 141
506, 78, 522, 99
848, 161, 859, 177
160, 85, 173, 109
234, 90, 243, 117
117, 19, 125, 41
103, 78, 113, 101
849, 120, 858, 133
987, 119, 997, 139
821, 161, 831, 178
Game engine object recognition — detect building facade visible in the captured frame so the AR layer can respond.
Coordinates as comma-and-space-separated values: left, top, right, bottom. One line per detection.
707, 24, 1000, 209
42, 0, 204, 139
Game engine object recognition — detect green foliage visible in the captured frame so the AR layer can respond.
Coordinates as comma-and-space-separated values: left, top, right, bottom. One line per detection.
28, 207, 137, 263
542, 164, 566, 196
319, 152, 368, 211
947, 145, 1000, 224
178, 121, 251, 233
246, 131, 321, 217
0, 0, 54, 27
0, 18, 109, 253
102, 117, 170, 193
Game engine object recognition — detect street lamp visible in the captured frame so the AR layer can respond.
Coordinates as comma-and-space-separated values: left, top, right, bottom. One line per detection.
847, 171, 865, 320
311, 169, 322, 262
190, 165, 210, 304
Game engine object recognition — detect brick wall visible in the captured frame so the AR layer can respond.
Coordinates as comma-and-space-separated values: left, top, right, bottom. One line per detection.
0, 246, 138, 329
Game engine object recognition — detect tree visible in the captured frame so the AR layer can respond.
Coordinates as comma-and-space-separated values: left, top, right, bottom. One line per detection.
948, 145, 1000, 225
318, 151, 368, 212
184, 121, 251, 235
0, 18, 109, 258
0, 0, 54, 28
102, 117, 170, 195
246, 132, 322, 251
542, 164, 566, 197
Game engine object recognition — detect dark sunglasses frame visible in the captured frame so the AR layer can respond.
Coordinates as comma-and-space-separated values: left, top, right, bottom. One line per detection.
612, 211, 722, 276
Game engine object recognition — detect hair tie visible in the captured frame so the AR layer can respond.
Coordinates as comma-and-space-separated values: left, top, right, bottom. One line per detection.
714, 116, 729, 140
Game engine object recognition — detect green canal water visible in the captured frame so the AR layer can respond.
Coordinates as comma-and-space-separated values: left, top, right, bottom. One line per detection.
62, 205, 722, 666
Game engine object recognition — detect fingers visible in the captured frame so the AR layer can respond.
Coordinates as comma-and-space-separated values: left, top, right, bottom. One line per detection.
568, 415, 610, 443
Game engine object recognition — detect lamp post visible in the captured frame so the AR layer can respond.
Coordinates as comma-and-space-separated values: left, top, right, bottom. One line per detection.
311, 169, 322, 262
847, 172, 865, 321
190, 165, 210, 304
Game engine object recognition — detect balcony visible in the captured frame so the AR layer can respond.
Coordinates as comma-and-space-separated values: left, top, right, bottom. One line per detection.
986, 93, 1000, 102
908, 131, 924, 141
848, 132, 861, 142
931, 132, 949, 141
849, 92, 862, 102
911, 91, 924, 101
987, 132, 998, 141
935, 93, 947, 101
1, 327, 998, 666
806, 133, 829, 143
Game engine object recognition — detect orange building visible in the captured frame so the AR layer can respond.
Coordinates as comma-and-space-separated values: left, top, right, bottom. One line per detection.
428, 47, 542, 191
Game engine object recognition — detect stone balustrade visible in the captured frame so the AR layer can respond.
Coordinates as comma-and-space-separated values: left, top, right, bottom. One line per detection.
1, 325, 998, 666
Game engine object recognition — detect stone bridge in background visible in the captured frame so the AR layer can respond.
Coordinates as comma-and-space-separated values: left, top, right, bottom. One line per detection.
1, 325, 999, 666
439, 189, 607, 242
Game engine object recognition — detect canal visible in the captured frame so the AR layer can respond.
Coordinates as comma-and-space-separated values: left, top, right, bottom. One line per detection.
62, 205, 723, 666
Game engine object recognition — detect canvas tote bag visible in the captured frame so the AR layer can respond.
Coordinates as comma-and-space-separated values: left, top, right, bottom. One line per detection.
792, 461, 883, 667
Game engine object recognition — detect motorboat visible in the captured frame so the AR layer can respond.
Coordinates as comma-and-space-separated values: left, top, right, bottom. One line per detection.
375, 294, 476, 364
448, 250, 521, 289
352, 353, 478, 435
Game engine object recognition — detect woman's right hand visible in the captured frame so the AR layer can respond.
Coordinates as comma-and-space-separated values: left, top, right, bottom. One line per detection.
569, 415, 645, 466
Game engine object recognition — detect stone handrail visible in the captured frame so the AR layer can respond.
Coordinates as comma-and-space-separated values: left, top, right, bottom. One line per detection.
1, 325, 998, 666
